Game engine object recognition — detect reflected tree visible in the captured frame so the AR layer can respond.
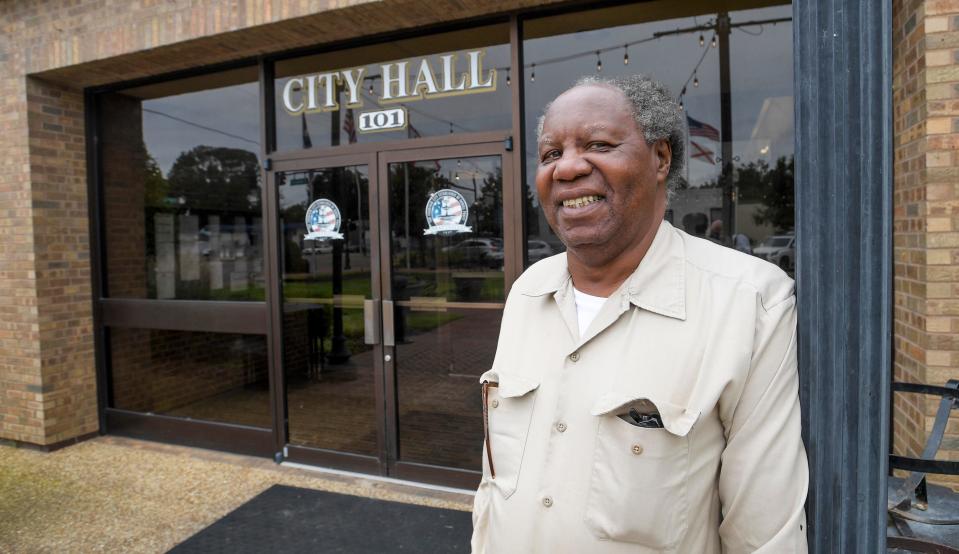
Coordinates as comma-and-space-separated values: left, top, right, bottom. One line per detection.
166, 146, 261, 213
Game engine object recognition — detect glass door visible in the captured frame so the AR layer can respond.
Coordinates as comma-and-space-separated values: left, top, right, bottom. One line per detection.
275, 154, 386, 473
273, 141, 513, 487
378, 143, 513, 488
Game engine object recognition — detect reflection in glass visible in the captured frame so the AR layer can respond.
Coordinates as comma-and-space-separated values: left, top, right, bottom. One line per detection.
279, 165, 378, 456
389, 156, 503, 470
394, 308, 497, 470
274, 25, 511, 150
389, 157, 504, 305
522, 2, 793, 276
98, 67, 264, 299
109, 328, 270, 428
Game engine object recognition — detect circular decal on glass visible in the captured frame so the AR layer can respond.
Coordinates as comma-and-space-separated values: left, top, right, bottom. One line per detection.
304, 199, 343, 241
424, 189, 472, 236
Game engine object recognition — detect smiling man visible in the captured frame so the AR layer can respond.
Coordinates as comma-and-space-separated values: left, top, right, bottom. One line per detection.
471, 76, 808, 553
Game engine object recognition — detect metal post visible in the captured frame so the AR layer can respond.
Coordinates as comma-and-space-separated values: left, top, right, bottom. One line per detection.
717, 12, 734, 239
794, 0, 892, 551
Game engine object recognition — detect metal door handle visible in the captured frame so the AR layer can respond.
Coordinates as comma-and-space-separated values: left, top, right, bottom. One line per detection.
363, 299, 380, 345
383, 300, 395, 347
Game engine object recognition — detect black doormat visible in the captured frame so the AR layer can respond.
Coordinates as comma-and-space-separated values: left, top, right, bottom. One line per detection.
168, 485, 473, 553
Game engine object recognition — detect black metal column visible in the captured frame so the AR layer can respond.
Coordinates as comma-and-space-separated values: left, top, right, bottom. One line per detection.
794, 0, 892, 551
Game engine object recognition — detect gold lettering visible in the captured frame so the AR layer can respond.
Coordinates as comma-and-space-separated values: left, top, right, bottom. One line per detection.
440, 54, 467, 93
282, 77, 304, 114
305, 75, 319, 110
468, 50, 495, 89
317, 73, 338, 109
381, 62, 409, 100
412, 58, 439, 97
339, 68, 366, 107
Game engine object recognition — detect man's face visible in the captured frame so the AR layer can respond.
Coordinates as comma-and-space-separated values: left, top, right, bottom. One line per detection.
535, 85, 670, 258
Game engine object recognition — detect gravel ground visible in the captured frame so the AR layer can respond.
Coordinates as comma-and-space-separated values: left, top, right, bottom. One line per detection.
0, 436, 473, 553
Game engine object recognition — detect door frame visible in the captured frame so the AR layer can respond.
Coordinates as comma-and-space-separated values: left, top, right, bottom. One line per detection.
377, 141, 513, 489
266, 133, 514, 488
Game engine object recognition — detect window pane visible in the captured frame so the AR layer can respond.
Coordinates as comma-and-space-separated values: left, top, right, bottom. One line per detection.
109, 328, 270, 428
277, 165, 379, 456
389, 157, 505, 304
522, 2, 793, 274
274, 25, 511, 151
99, 67, 265, 300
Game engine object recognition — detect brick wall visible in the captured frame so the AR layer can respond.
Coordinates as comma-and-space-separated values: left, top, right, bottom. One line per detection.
893, 0, 959, 489
110, 328, 268, 420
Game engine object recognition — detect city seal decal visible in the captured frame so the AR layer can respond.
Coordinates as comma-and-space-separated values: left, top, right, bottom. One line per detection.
424, 189, 472, 236
304, 199, 344, 241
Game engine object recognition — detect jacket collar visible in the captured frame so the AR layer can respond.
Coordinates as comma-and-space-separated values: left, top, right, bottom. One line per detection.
520, 220, 687, 321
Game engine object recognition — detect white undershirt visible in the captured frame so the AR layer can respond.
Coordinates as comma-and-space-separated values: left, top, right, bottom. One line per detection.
572, 287, 608, 336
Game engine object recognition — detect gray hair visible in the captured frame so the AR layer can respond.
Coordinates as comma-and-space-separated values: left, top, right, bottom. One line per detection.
536, 74, 687, 199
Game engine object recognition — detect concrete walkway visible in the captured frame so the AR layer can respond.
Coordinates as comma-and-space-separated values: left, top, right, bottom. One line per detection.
0, 436, 472, 553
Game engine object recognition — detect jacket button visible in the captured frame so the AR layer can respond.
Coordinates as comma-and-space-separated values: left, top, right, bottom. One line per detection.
632, 444, 643, 455
490, 399, 499, 408
568, 352, 580, 362
542, 496, 553, 507
556, 422, 567, 433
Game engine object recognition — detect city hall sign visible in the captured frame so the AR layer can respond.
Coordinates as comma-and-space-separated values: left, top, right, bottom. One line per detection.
281, 49, 497, 132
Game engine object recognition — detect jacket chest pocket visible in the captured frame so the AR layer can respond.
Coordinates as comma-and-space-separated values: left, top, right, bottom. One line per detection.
585, 395, 700, 549
481, 371, 540, 500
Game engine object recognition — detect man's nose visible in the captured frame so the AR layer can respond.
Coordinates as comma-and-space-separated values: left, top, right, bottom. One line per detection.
551, 150, 592, 181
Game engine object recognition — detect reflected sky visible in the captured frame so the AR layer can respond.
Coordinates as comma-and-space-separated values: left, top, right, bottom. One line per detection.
136, 4, 791, 193
142, 82, 260, 175
523, 5, 793, 194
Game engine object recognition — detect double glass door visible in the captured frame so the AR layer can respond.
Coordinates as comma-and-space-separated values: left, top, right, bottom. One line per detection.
275, 141, 511, 487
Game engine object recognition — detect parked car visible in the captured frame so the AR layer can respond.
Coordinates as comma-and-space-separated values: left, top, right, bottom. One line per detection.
302, 242, 333, 255
754, 234, 795, 271
442, 237, 503, 268
527, 240, 554, 263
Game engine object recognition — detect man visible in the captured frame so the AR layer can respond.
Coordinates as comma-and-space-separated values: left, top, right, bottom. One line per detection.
471, 75, 808, 553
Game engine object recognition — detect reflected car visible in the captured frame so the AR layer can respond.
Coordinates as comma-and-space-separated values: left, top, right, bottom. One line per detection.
753, 234, 795, 271
302, 242, 334, 255
527, 240, 554, 263
442, 238, 503, 268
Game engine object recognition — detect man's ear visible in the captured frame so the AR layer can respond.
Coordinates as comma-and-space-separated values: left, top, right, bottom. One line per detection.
655, 139, 672, 183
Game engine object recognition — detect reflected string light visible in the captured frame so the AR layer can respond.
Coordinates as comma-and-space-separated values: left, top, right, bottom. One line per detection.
506, 68, 511, 86
623, 45, 629, 65
699, 34, 705, 47
595, 51, 602, 72
711, 35, 718, 48
531, 63, 536, 82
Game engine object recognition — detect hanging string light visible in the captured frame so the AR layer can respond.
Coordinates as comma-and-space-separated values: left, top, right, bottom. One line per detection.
531, 63, 536, 82
679, 97, 684, 110
711, 34, 718, 48
623, 45, 629, 65
506, 68, 511, 86
699, 34, 705, 47
595, 51, 602, 72
449, 122, 454, 134
368, 81, 374, 95
693, 72, 699, 88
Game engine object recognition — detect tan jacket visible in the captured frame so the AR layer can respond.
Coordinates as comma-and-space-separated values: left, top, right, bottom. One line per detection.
471, 221, 808, 553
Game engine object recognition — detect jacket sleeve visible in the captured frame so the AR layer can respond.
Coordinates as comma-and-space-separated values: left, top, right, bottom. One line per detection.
718, 294, 809, 553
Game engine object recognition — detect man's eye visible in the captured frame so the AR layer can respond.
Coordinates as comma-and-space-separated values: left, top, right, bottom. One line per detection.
540, 150, 560, 163
588, 142, 611, 151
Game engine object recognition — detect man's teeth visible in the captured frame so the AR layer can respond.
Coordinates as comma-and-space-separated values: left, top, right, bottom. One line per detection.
562, 195, 603, 208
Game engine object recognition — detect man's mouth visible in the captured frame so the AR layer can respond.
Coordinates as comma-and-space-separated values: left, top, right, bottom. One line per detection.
561, 195, 604, 209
